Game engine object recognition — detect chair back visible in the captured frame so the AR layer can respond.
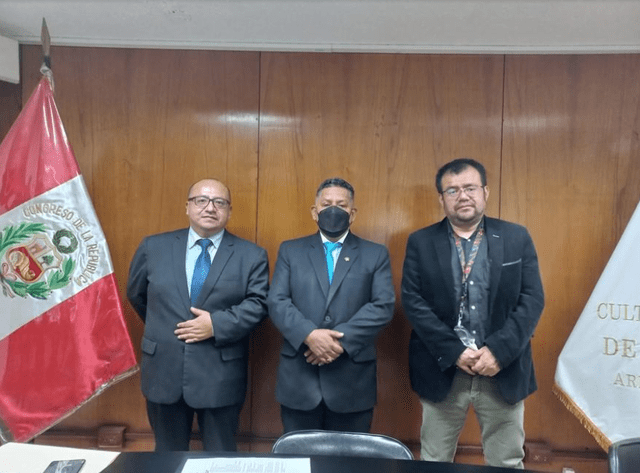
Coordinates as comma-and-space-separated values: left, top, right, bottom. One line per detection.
271, 430, 414, 460
609, 437, 640, 473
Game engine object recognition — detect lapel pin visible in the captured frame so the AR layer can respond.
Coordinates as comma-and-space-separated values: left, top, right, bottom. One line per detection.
344, 257, 350, 262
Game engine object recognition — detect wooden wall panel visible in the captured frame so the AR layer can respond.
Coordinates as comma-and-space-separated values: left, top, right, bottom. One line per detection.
0, 80, 21, 142
20, 45, 261, 435
502, 55, 640, 453
11, 46, 638, 472
254, 52, 505, 444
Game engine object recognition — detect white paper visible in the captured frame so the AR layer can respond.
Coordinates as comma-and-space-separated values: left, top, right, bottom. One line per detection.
181, 457, 310, 473
0, 442, 119, 473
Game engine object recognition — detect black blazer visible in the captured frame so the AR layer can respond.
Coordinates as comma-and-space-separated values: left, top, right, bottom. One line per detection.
401, 217, 544, 404
127, 229, 269, 409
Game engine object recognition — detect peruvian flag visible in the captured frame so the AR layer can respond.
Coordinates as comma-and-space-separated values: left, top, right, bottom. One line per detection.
0, 78, 138, 443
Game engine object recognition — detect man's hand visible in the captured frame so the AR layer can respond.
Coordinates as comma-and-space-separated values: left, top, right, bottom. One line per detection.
456, 347, 481, 375
304, 352, 325, 366
175, 307, 214, 343
304, 329, 344, 365
471, 346, 501, 377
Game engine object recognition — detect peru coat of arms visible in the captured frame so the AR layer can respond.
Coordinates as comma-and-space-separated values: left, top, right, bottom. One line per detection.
0, 222, 77, 299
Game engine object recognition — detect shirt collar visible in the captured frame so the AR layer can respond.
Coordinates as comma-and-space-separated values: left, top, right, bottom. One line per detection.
446, 217, 485, 240
188, 227, 225, 249
319, 230, 349, 245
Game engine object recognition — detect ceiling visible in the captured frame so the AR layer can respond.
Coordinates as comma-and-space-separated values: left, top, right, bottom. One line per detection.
0, 0, 639, 55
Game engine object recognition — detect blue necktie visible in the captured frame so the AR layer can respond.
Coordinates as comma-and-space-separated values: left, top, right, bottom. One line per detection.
191, 239, 212, 306
324, 241, 342, 284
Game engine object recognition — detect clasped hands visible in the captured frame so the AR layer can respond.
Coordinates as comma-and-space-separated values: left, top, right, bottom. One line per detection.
174, 307, 214, 343
456, 346, 500, 377
304, 329, 344, 366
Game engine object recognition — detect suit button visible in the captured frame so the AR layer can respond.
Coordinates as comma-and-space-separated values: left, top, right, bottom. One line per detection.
324, 316, 331, 322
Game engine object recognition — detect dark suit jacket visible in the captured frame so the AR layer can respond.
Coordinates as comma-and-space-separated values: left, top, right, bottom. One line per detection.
268, 232, 395, 413
127, 229, 269, 409
401, 217, 544, 405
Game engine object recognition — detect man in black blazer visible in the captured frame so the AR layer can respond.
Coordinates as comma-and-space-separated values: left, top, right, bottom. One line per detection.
127, 179, 269, 451
268, 178, 395, 433
402, 159, 544, 469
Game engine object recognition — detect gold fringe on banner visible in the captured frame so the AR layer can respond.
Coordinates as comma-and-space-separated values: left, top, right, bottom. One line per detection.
552, 383, 611, 452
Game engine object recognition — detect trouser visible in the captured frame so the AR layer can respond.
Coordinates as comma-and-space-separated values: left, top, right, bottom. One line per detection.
146, 397, 241, 452
419, 371, 525, 469
280, 401, 374, 434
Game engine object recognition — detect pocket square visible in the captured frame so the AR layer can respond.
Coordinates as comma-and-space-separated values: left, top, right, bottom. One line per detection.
502, 259, 522, 267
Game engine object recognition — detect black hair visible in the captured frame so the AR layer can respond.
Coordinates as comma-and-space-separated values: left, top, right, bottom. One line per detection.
316, 177, 355, 201
435, 158, 487, 193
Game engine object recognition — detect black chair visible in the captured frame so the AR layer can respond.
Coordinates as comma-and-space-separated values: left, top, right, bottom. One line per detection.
609, 437, 640, 473
271, 430, 414, 460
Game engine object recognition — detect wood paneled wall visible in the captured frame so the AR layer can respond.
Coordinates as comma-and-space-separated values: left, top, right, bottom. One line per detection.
11, 46, 640, 472
501, 54, 640, 453
0, 79, 21, 141
253, 53, 505, 444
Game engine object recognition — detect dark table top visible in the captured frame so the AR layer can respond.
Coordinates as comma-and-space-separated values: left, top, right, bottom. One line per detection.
103, 452, 543, 473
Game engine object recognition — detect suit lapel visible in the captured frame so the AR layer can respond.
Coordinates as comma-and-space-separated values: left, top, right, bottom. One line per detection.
309, 233, 330, 298
435, 219, 457, 313
195, 231, 234, 306
485, 218, 504, 315
326, 232, 358, 308
172, 229, 191, 311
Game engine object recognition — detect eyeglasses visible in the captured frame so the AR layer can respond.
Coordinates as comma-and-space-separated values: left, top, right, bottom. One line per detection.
441, 186, 483, 199
188, 196, 230, 209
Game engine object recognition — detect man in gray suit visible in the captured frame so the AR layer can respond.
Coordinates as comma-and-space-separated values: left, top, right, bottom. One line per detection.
127, 178, 269, 451
268, 177, 395, 433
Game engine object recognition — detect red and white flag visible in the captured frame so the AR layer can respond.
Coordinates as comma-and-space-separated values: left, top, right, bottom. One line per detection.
0, 78, 138, 443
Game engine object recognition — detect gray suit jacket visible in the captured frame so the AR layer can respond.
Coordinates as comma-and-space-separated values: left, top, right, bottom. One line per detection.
127, 229, 269, 408
268, 232, 395, 413
402, 217, 544, 404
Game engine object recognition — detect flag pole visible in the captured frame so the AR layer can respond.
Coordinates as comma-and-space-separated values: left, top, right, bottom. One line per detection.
40, 18, 54, 91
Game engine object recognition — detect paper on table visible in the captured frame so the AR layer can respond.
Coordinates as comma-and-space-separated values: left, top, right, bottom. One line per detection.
0, 442, 119, 473
181, 457, 311, 473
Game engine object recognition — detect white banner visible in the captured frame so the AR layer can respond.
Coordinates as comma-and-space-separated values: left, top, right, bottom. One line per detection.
554, 199, 640, 449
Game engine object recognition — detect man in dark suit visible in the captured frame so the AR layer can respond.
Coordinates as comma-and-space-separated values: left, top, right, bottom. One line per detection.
402, 159, 544, 469
127, 178, 269, 452
268, 177, 395, 433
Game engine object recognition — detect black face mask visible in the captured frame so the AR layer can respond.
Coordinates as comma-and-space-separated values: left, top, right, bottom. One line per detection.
317, 206, 351, 238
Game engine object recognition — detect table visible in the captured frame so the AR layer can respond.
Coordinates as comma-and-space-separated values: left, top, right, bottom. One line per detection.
102, 452, 543, 473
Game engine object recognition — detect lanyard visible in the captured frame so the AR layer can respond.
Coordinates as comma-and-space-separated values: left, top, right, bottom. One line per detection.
453, 227, 484, 326
453, 227, 484, 284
